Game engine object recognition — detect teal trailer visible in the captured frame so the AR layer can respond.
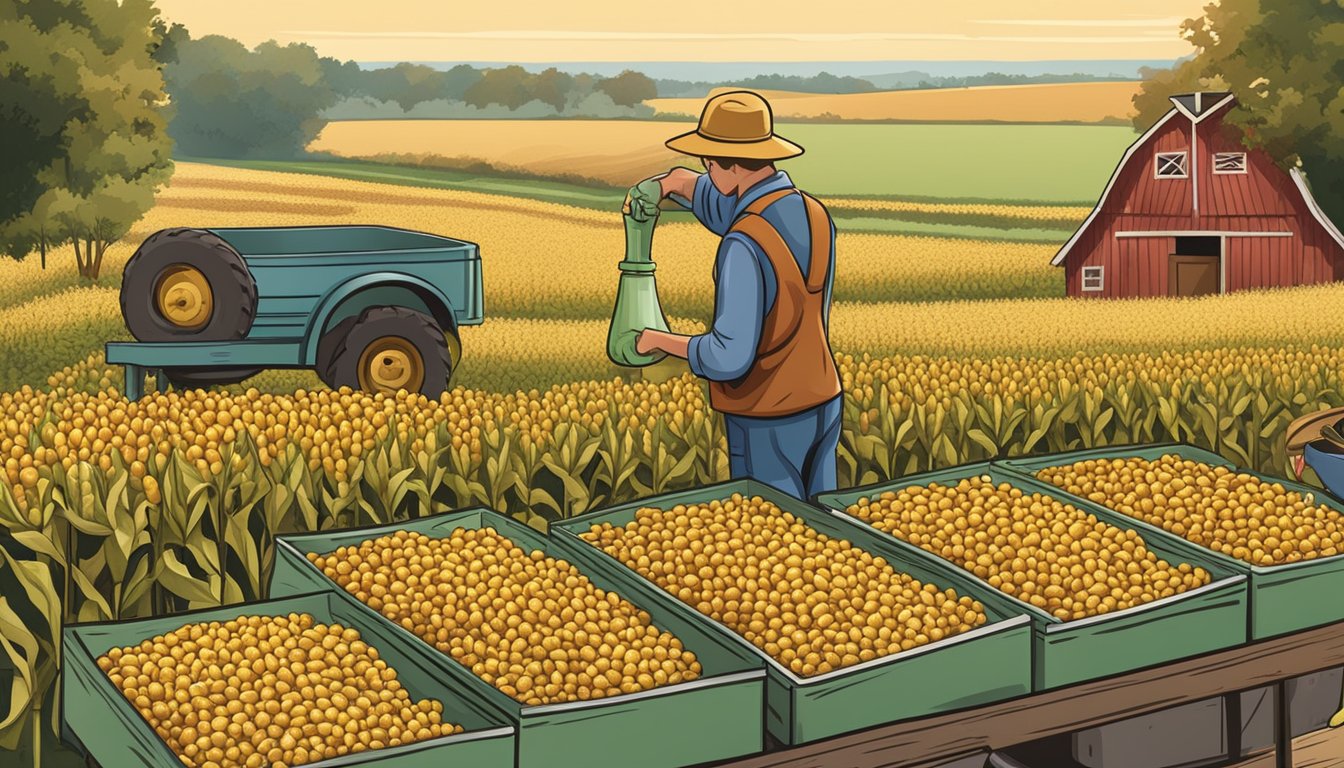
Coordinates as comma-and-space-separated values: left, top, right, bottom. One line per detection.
108, 225, 483, 398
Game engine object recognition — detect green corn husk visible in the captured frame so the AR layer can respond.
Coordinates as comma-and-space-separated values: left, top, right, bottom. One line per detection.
607, 209, 671, 367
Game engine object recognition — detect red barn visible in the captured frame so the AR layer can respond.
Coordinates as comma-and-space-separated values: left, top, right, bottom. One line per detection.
1054, 92, 1344, 297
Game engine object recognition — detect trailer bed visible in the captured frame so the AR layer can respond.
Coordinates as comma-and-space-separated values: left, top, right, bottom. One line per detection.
697, 618, 1344, 768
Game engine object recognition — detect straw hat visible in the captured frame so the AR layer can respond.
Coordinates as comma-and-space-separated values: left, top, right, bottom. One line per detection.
665, 90, 804, 161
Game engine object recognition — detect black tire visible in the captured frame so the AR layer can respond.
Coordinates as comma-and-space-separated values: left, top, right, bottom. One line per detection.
320, 307, 451, 398
160, 367, 265, 390
314, 314, 360, 390
120, 228, 258, 341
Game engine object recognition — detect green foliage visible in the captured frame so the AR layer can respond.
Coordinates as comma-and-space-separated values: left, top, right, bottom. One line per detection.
597, 70, 657, 108
163, 33, 338, 158
359, 62, 461, 111
1135, 0, 1344, 223
464, 65, 539, 110
736, 71, 876, 93
532, 67, 576, 112
1131, 63, 1208, 129
0, 0, 173, 279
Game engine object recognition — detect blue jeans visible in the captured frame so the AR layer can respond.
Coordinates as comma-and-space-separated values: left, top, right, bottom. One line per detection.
722, 395, 843, 499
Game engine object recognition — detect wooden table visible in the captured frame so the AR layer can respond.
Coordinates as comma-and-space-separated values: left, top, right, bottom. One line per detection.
704, 620, 1344, 768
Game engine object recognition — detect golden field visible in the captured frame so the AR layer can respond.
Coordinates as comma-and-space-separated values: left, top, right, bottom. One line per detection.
3, 161, 1069, 391
11, 159, 1344, 764
308, 120, 692, 187
17, 162, 1344, 392
647, 82, 1142, 123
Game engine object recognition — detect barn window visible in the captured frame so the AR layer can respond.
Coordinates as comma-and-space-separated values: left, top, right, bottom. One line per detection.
1082, 266, 1104, 292
1155, 152, 1189, 179
1213, 152, 1247, 174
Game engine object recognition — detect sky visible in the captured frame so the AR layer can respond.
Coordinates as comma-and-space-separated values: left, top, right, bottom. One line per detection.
150, 0, 1212, 63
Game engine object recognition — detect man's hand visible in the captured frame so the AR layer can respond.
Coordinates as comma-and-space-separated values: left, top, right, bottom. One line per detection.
624, 177, 665, 222
636, 328, 691, 359
635, 329, 661, 356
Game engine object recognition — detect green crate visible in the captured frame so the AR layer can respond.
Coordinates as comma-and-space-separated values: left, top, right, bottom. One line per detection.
269, 508, 766, 768
61, 591, 515, 768
997, 442, 1344, 640
550, 479, 1033, 746
815, 461, 1250, 691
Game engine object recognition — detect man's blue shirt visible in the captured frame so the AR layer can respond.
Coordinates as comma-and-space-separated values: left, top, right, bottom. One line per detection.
669, 170, 836, 382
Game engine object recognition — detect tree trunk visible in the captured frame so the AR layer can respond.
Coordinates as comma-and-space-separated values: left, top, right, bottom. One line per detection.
91, 240, 107, 281
38, 231, 46, 270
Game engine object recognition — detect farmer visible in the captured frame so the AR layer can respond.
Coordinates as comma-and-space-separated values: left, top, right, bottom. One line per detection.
629, 89, 843, 499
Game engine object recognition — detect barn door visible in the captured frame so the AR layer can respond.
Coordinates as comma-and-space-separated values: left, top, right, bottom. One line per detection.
1169, 236, 1221, 297
1168, 255, 1220, 297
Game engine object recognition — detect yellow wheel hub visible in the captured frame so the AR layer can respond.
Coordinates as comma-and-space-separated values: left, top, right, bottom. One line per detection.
358, 337, 424, 394
154, 265, 213, 330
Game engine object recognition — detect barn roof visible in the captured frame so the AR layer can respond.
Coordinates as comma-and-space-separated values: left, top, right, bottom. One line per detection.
1048, 107, 1184, 266
1169, 92, 1235, 122
1050, 93, 1344, 266
1292, 167, 1344, 250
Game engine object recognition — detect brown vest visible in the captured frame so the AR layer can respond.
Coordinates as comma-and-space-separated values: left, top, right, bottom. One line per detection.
708, 188, 843, 417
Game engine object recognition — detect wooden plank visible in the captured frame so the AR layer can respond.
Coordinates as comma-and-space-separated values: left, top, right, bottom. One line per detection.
1234, 727, 1344, 768
1246, 237, 1259, 291
704, 619, 1344, 768
105, 341, 303, 367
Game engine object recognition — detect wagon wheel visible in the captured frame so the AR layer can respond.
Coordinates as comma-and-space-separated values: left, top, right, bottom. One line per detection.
120, 228, 258, 341
318, 307, 454, 398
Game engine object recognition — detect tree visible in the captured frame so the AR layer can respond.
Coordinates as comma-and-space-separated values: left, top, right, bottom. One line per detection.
441, 63, 483, 101
164, 34, 337, 158
1134, 0, 1344, 223
0, 0, 173, 277
0, 1, 83, 255
361, 62, 445, 111
464, 65, 534, 110
597, 70, 656, 107
319, 56, 366, 99
532, 67, 574, 112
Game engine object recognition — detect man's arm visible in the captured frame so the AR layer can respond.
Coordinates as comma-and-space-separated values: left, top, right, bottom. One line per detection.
639, 237, 765, 381
636, 167, 735, 235
658, 167, 699, 202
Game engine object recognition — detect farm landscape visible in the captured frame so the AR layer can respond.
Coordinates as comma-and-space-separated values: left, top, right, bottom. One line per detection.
6, 1, 1344, 767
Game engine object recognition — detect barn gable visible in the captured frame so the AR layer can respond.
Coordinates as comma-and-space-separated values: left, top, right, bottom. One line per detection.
1051, 93, 1344, 270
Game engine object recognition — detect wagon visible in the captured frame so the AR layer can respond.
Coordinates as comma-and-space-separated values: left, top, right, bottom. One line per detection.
107, 225, 484, 399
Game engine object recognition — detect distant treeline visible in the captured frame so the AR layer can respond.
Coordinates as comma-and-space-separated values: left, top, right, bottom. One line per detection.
655, 71, 1127, 97
320, 62, 659, 120
653, 72, 879, 97
157, 23, 662, 156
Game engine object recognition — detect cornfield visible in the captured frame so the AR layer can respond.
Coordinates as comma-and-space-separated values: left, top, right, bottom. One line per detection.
824, 198, 1089, 231
7, 342, 1343, 757
823, 199, 1092, 222
6, 159, 1341, 762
